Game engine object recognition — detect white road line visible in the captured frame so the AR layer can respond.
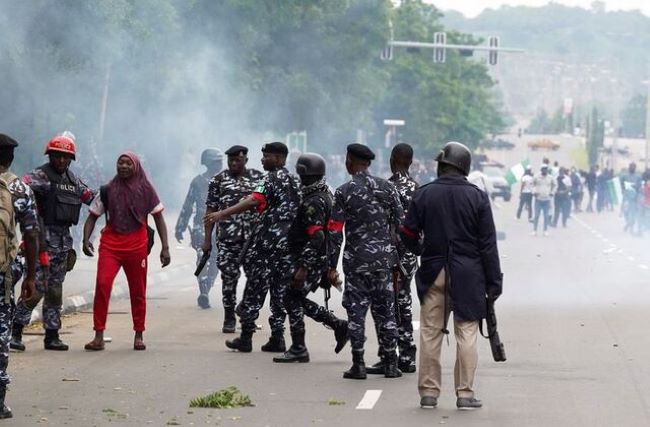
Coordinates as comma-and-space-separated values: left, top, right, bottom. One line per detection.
412, 321, 420, 331
628, 256, 636, 262
180, 286, 196, 293
639, 265, 649, 270
356, 390, 382, 410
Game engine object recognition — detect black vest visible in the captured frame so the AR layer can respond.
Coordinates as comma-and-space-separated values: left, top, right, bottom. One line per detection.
38, 163, 83, 226
288, 189, 332, 254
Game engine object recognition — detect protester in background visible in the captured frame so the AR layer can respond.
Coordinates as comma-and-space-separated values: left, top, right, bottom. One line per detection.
570, 167, 583, 213
516, 165, 534, 222
552, 167, 572, 228
532, 165, 555, 236
585, 165, 598, 213
82, 152, 170, 351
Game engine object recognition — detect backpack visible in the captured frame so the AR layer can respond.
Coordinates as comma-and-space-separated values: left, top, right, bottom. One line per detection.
0, 172, 18, 274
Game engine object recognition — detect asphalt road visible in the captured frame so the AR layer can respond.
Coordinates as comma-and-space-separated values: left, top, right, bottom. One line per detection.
7, 137, 650, 426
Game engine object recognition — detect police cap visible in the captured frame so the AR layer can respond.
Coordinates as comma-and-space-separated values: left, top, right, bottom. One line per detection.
262, 142, 288, 156
0, 134, 19, 148
347, 143, 375, 161
225, 145, 248, 156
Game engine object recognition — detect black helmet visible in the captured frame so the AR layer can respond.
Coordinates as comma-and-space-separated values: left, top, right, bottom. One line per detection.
201, 148, 223, 166
435, 141, 471, 176
295, 153, 326, 176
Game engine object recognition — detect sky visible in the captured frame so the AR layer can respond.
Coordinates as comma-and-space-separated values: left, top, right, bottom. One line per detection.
427, 0, 650, 17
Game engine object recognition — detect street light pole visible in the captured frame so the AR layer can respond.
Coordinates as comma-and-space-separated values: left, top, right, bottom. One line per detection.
645, 79, 650, 170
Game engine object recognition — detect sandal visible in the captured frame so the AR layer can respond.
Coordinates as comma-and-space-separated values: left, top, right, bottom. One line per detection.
84, 340, 105, 351
133, 339, 146, 351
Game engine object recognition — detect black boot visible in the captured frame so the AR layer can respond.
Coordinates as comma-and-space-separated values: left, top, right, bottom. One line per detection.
343, 350, 367, 380
323, 314, 349, 354
225, 331, 253, 353
398, 346, 417, 373
9, 324, 25, 352
366, 348, 385, 375
384, 351, 402, 378
273, 331, 309, 363
44, 329, 69, 351
222, 308, 236, 334
261, 334, 286, 353
0, 387, 11, 419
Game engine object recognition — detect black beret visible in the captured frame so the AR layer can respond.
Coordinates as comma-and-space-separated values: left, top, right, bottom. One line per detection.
0, 134, 19, 148
347, 143, 375, 161
261, 141, 288, 155
225, 145, 248, 156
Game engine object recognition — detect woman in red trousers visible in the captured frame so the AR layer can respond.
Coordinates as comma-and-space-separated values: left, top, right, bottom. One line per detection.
82, 152, 171, 351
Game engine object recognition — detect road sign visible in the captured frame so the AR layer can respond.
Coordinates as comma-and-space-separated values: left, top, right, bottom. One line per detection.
488, 36, 499, 65
380, 43, 393, 61
433, 32, 446, 63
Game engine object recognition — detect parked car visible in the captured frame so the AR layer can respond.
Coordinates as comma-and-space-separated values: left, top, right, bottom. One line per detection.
528, 138, 560, 151
480, 138, 515, 150
482, 166, 512, 201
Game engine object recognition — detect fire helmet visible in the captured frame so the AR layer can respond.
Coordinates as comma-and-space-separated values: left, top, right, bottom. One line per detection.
45, 135, 77, 160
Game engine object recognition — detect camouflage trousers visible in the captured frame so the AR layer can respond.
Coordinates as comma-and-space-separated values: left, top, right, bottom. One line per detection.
1, 259, 24, 387
236, 251, 289, 335
343, 270, 398, 354
217, 240, 244, 310
14, 245, 69, 330
193, 235, 219, 297
284, 268, 334, 335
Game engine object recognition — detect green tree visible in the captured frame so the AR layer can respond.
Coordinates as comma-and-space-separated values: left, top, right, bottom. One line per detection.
586, 107, 604, 166
621, 93, 647, 138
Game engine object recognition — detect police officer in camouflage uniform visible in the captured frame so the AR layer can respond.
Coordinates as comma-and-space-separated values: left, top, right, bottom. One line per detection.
176, 148, 222, 309
11, 134, 95, 351
205, 142, 300, 353
330, 144, 403, 379
0, 134, 39, 419
203, 145, 262, 332
272, 153, 348, 363
367, 143, 419, 375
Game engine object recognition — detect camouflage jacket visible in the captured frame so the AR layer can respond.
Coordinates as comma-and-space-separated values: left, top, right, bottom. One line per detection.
330, 171, 404, 274
176, 173, 211, 234
206, 168, 263, 242
389, 170, 419, 265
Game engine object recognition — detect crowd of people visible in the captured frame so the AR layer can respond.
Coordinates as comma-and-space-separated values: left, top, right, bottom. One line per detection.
0, 132, 504, 418
515, 157, 650, 237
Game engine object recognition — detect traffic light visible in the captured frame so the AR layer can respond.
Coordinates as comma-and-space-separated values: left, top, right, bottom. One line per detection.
488, 36, 499, 65
433, 32, 446, 63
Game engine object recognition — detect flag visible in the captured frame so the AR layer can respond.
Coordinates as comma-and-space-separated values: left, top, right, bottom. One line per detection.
505, 159, 530, 185
607, 179, 622, 206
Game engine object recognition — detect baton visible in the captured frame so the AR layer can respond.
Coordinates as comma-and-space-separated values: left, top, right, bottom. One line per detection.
194, 249, 211, 276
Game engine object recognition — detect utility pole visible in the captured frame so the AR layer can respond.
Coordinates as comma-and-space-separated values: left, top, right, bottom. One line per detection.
646, 78, 650, 170
98, 62, 111, 146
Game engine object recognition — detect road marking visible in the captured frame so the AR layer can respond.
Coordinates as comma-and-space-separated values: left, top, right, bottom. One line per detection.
640, 265, 649, 270
356, 390, 382, 410
412, 321, 420, 331
628, 256, 636, 262
180, 286, 196, 293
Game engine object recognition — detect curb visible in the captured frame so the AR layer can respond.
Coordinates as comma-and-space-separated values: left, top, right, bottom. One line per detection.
29, 264, 195, 324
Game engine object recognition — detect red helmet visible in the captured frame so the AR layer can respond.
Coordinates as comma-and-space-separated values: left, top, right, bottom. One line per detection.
44, 135, 76, 160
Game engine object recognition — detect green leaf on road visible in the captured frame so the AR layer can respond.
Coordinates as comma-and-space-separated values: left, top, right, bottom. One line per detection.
189, 386, 254, 409
328, 398, 345, 406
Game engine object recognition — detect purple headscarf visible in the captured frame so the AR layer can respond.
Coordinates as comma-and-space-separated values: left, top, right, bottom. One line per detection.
105, 151, 160, 234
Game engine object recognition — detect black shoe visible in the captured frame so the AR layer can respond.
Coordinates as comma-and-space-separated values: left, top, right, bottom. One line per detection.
222, 308, 236, 334
197, 294, 210, 309
398, 359, 416, 373
384, 352, 402, 378
261, 335, 286, 353
456, 397, 483, 409
343, 351, 366, 380
44, 330, 69, 351
333, 320, 349, 354
0, 388, 11, 419
9, 324, 25, 352
273, 346, 310, 363
420, 396, 437, 408
225, 333, 252, 353
365, 360, 385, 375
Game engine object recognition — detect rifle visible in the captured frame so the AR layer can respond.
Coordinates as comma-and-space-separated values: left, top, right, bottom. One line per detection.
480, 297, 506, 362
194, 249, 211, 277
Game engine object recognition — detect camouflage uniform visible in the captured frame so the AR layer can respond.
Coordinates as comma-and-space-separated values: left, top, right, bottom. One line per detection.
375, 170, 419, 365
330, 171, 403, 356
237, 167, 300, 335
176, 173, 218, 298
14, 165, 94, 331
206, 168, 263, 310
1, 177, 38, 386
285, 181, 342, 334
